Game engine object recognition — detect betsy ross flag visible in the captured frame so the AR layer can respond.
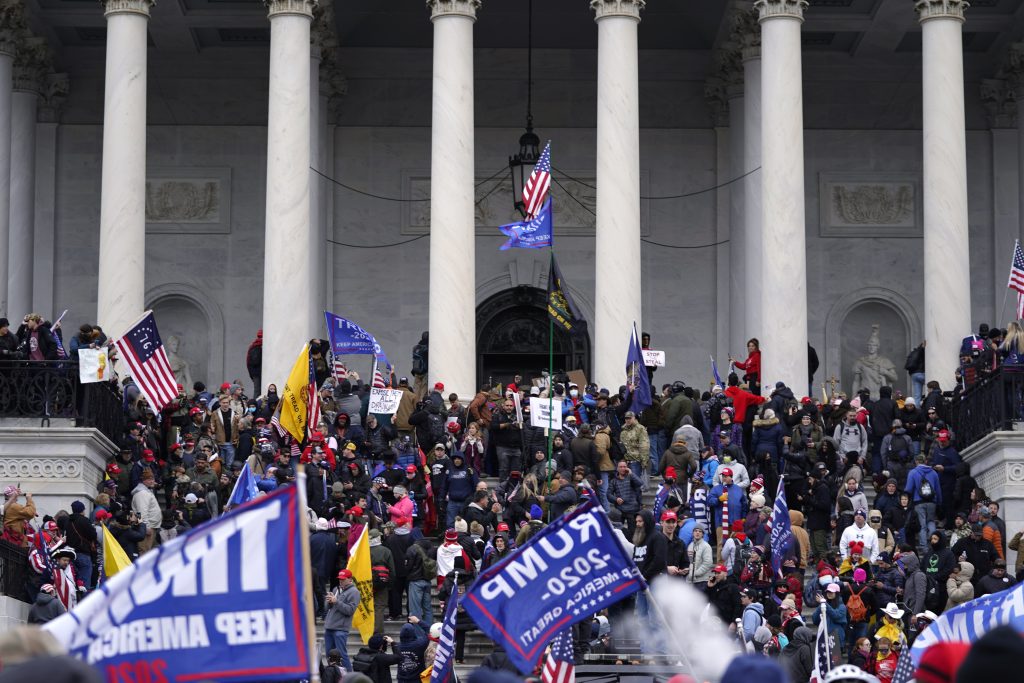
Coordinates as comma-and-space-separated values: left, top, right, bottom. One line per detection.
810, 604, 832, 683
1010, 240, 1024, 319
542, 627, 575, 683
522, 141, 552, 219
113, 311, 179, 411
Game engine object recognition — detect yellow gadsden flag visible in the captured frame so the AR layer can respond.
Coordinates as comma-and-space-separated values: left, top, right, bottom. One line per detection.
102, 523, 132, 577
279, 343, 310, 444
347, 525, 374, 643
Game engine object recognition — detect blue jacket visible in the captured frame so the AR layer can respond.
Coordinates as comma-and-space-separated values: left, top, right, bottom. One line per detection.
930, 445, 961, 488
708, 483, 749, 530
905, 464, 942, 505
442, 459, 478, 503
813, 600, 849, 649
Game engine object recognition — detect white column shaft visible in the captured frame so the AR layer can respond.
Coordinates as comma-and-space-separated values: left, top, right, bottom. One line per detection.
97, 11, 149, 337
0, 51, 11, 315
922, 16, 970, 385
8, 90, 36, 318
262, 11, 313, 388
594, 13, 642, 389
759, 15, 807, 390
309, 50, 325, 336
728, 90, 746, 356
428, 11, 476, 398
743, 54, 763, 342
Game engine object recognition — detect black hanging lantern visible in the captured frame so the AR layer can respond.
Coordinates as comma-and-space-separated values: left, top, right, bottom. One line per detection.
508, 0, 539, 219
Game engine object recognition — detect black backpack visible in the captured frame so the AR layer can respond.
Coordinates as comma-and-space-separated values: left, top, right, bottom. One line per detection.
412, 344, 428, 375
887, 435, 910, 463
428, 413, 446, 446
351, 650, 375, 674
924, 571, 942, 612
918, 475, 935, 501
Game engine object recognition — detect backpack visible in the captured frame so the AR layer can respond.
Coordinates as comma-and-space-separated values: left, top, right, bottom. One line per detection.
732, 539, 754, 579
846, 586, 868, 622
887, 435, 910, 463
351, 651, 375, 674
427, 413, 446, 446
412, 344, 427, 376
415, 544, 437, 577
918, 476, 935, 501
372, 563, 391, 588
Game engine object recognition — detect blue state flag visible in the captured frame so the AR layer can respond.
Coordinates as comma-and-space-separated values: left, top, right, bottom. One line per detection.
462, 497, 645, 674
498, 198, 553, 250
711, 355, 723, 387
626, 323, 652, 415
43, 484, 312, 682
324, 311, 389, 366
430, 583, 460, 683
768, 478, 794, 579
911, 582, 1024, 667
227, 462, 260, 508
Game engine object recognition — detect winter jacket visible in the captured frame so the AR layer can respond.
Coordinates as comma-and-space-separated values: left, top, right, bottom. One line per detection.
708, 483, 748, 530
593, 427, 615, 472
833, 422, 868, 459
946, 562, 975, 610
441, 458, 477, 504
607, 472, 644, 515
547, 482, 578, 520
789, 510, 810, 568
324, 583, 361, 631
688, 539, 714, 584
750, 416, 785, 461
632, 510, 668, 581
660, 443, 696, 478
952, 536, 998, 582
805, 480, 832, 532
869, 394, 897, 439
662, 392, 694, 433
813, 598, 849, 650
396, 622, 429, 683
905, 464, 942, 505
901, 553, 927, 615
131, 484, 162, 530
27, 592, 65, 624
620, 422, 649, 465
569, 435, 598, 473
780, 626, 815, 683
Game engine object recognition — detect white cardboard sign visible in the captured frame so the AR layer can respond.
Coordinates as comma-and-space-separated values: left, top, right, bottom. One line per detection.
78, 348, 109, 384
643, 349, 665, 367
368, 388, 404, 414
529, 397, 563, 431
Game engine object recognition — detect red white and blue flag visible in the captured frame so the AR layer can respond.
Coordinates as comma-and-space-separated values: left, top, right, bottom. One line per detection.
1009, 239, 1024, 318
113, 311, 178, 411
810, 604, 832, 683
307, 351, 321, 437
542, 627, 575, 683
522, 141, 552, 219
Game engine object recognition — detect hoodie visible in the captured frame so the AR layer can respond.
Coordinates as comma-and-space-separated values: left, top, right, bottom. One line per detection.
27, 591, 65, 624
946, 561, 975, 610
396, 622, 429, 683
632, 509, 668, 581
741, 601, 766, 642
780, 626, 816, 683
789, 510, 810, 568
901, 553, 927, 615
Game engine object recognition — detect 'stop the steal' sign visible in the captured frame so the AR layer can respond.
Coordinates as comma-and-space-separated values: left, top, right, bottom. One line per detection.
462, 497, 645, 674
368, 387, 404, 415
44, 485, 310, 683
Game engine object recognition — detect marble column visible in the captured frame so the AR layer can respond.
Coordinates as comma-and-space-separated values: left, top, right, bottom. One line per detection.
261, 0, 315, 389
96, 0, 152, 339
592, 0, 643, 389
309, 35, 323, 338
756, 0, 808, 391
727, 83, 746, 357
917, 0, 970, 386
0, 36, 12, 316
7, 65, 38, 319
427, 0, 479, 398
742, 42, 763, 346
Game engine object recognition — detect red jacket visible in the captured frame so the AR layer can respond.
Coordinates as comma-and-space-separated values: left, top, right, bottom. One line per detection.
724, 386, 766, 424
733, 351, 761, 382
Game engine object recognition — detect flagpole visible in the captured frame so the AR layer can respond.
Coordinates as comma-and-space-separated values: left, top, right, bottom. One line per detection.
546, 249, 555, 522
295, 471, 321, 683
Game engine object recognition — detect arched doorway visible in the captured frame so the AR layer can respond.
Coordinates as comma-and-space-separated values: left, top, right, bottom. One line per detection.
476, 286, 590, 388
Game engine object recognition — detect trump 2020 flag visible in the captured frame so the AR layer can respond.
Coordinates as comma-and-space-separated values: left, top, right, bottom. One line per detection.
430, 583, 459, 683
910, 582, 1024, 667
498, 197, 553, 250
227, 462, 260, 508
626, 323, 652, 415
768, 478, 794, 579
44, 484, 312, 682
462, 496, 645, 674
323, 311, 389, 366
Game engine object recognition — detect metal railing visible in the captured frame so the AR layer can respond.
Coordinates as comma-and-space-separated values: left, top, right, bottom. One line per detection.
0, 360, 124, 445
0, 540, 31, 603
948, 366, 1024, 450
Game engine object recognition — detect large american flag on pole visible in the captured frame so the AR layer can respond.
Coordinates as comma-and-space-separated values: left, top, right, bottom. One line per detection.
113, 312, 179, 411
522, 141, 552, 219
542, 627, 575, 683
1009, 240, 1024, 319
307, 350, 321, 437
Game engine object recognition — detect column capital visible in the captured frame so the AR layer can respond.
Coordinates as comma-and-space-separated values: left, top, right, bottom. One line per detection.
13, 36, 49, 93
590, 0, 644, 21
427, 0, 480, 21
102, 0, 155, 19
915, 0, 967, 23
38, 72, 69, 123
980, 78, 1016, 129
0, 0, 28, 56
266, 0, 315, 20
755, 0, 807, 23
704, 76, 730, 127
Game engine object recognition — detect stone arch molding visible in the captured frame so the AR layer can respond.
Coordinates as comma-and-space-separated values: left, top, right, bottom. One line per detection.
823, 287, 921, 396
475, 258, 595, 341
145, 283, 226, 385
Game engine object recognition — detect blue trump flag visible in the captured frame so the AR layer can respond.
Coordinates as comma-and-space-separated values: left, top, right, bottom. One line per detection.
462, 496, 645, 674
626, 323, 652, 415
44, 484, 312, 682
431, 582, 460, 683
768, 478, 794, 579
324, 311, 389, 365
227, 462, 259, 508
498, 197, 553, 250
911, 582, 1024, 666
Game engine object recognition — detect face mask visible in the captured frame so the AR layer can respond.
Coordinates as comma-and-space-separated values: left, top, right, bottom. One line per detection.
247, 407, 256, 414
570, 389, 579, 397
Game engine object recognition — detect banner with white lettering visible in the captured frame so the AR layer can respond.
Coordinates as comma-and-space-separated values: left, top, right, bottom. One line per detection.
462, 497, 645, 674
44, 485, 311, 682
911, 582, 1024, 667
642, 349, 665, 367
529, 397, 562, 431
368, 387, 404, 414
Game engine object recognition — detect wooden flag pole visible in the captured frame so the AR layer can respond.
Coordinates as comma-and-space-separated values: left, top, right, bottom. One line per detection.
296, 471, 321, 683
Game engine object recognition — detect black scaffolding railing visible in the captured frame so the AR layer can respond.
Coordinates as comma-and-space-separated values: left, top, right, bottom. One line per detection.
0, 540, 31, 603
947, 366, 1024, 450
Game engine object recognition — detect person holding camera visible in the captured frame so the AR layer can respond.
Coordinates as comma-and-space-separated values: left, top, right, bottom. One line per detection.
351, 634, 400, 682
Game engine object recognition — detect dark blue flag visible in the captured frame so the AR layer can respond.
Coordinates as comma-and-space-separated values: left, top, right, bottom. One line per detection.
626, 323, 652, 415
711, 355, 723, 387
498, 197, 553, 250
431, 583, 459, 683
911, 582, 1024, 667
323, 311, 389, 366
768, 478, 794, 579
462, 497, 645, 675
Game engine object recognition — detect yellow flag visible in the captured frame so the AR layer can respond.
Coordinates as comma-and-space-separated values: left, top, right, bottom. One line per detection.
279, 344, 309, 444
102, 523, 132, 577
347, 526, 374, 643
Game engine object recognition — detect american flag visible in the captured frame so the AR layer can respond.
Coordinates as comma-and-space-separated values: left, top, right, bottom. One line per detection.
307, 350, 321, 437
113, 312, 178, 411
542, 627, 575, 683
331, 351, 347, 384
810, 603, 832, 683
1010, 240, 1024, 319
522, 141, 552, 219
891, 641, 915, 683
30, 527, 55, 577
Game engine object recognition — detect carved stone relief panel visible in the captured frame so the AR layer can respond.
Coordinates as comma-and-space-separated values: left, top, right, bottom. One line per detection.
818, 172, 921, 237
145, 167, 232, 234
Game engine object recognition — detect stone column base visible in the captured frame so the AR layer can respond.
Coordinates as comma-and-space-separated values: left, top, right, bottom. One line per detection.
962, 431, 1024, 571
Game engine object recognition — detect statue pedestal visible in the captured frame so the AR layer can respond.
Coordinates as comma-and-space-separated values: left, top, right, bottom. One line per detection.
0, 421, 115, 519
962, 431, 1024, 570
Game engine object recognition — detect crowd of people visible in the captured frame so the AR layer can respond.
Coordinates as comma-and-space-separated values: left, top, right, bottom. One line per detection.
2, 320, 1024, 683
